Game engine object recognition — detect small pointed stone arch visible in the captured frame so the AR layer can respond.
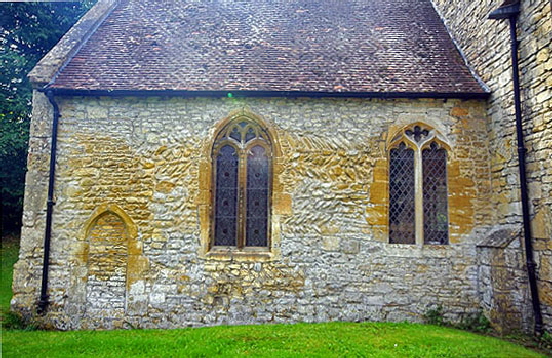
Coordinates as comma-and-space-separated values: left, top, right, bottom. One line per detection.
387, 122, 452, 153
80, 204, 139, 329
81, 204, 138, 241
202, 108, 283, 159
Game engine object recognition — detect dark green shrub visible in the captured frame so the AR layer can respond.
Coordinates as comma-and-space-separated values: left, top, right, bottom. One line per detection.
424, 305, 444, 326
2, 309, 37, 331
424, 306, 492, 334
458, 311, 491, 333
540, 331, 552, 350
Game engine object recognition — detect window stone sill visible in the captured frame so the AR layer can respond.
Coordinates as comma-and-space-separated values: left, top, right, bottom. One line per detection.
205, 247, 275, 262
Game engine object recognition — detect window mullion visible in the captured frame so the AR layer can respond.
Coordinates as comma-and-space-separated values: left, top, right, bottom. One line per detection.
237, 148, 247, 248
414, 148, 424, 245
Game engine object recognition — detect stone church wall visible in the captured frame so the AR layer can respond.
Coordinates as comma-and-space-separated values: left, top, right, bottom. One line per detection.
13, 94, 492, 329
431, 0, 552, 331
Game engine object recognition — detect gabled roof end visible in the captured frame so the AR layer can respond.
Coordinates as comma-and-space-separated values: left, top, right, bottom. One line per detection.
28, 0, 117, 88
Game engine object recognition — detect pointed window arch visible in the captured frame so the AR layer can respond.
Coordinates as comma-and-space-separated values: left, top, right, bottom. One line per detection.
388, 124, 449, 245
212, 120, 272, 248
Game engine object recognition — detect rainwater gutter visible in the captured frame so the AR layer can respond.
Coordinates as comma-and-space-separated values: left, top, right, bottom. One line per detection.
489, 0, 543, 335
45, 88, 490, 100
36, 89, 60, 314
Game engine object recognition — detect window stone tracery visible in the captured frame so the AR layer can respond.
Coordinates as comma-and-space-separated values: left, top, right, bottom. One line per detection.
388, 124, 449, 245
211, 120, 272, 249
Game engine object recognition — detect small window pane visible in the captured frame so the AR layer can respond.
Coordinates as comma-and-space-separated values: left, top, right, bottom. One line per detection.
229, 126, 241, 142
422, 143, 448, 244
214, 145, 239, 246
245, 127, 256, 143
246, 145, 269, 247
389, 143, 415, 244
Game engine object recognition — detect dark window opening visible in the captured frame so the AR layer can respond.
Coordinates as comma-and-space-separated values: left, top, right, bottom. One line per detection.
388, 136, 449, 245
422, 142, 449, 245
389, 142, 416, 244
212, 121, 272, 249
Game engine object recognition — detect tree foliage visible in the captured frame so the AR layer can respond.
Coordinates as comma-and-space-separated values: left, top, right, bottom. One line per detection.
1, 1, 95, 236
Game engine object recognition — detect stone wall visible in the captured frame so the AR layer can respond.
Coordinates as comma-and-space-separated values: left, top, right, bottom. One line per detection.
431, 0, 552, 331
477, 228, 532, 334
12, 94, 492, 330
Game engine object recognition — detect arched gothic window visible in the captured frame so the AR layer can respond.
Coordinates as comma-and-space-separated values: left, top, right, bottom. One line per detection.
389, 125, 449, 245
212, 120, 272, 249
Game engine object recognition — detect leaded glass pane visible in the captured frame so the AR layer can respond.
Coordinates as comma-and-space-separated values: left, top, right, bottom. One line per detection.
389, 143, 415, 244
214, 145, 239, 246
246, 145, 269, 247
245, 127, 256, 142
422, 142, 449, 244
229, 126, 241, 142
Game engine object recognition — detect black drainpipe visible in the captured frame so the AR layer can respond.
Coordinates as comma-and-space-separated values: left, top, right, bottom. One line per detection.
489, 0, 543, 335
37, 89, 60, 314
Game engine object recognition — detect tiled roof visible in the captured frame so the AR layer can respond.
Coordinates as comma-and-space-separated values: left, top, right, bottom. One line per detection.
51, 0, 486, 94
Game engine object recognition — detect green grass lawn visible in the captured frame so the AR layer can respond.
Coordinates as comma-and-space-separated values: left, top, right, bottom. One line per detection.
1, 235, 20, 311
3, 322, 548, 358
1, 237, 548, 358
3, 323, 544, 358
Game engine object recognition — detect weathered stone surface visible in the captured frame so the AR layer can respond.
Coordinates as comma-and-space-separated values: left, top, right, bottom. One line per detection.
12, 96, 493, 329
431, 0, 552, 332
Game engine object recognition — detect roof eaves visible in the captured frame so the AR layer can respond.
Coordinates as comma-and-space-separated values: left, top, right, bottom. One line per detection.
28, 0, 118, 88
47, 88, 491, 100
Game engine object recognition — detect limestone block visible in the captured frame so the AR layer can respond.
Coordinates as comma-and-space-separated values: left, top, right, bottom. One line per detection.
341, 240, 360, 255
322, 237, 340, 251
532, 208, 552, 240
